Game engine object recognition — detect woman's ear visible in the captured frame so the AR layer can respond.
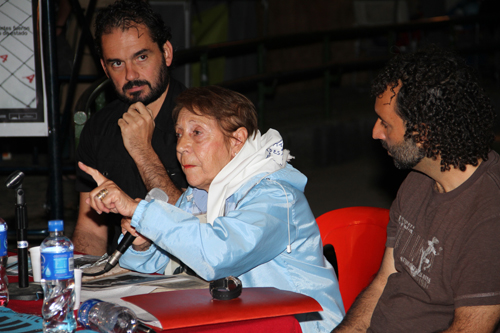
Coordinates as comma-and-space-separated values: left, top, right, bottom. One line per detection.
231, 127, 248, 154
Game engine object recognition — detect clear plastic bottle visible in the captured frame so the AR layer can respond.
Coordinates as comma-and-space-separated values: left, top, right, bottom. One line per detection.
41, 220, 76, 333
77, 299, 140, 333
0, 217, 8, 306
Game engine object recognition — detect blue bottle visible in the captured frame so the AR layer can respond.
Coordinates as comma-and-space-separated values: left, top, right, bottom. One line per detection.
0, 217, 8, 306
41, 220, 76, 333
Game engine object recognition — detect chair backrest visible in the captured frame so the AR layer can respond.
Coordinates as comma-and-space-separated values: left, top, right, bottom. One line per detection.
74, 77, 114, 149
316, 206, 390, 311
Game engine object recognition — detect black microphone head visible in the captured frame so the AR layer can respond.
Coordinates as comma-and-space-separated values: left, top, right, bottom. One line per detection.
5, 171, 25, 189
145, 188, 169, 203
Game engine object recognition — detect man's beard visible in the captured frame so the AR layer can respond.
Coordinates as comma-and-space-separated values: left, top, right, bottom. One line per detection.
117, 61, 170, 106
381, 136, 425, 170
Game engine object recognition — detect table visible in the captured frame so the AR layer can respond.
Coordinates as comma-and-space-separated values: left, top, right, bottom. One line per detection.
6, 275, 304, 332
7, 300, 302, 332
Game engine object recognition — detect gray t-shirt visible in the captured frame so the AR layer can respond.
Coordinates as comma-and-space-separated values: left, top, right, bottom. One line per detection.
369, 150, 500, 332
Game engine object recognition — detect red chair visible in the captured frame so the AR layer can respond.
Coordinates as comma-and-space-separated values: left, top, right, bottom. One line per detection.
316, 206, 390, 311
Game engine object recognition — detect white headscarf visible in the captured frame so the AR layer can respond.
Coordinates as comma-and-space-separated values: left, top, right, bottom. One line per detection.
206, 128, 292, 225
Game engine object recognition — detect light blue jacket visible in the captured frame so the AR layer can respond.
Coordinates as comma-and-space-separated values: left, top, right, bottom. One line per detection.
120, 164, 345, 332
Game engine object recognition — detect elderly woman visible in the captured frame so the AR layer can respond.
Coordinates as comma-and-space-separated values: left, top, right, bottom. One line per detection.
80, 86, 344, 332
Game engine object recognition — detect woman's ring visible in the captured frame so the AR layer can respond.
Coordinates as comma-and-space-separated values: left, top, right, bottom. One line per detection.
96, 188, 108, 200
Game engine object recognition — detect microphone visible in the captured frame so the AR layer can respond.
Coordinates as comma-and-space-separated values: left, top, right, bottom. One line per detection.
5, 171, 29, 288
5, 171, 25, 189
5, 171, 44, 300
103, 188, 169, 272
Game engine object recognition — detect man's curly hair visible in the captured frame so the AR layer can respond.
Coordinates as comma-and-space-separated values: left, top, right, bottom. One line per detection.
94, 0, 172, 60
372, 46, 496, 171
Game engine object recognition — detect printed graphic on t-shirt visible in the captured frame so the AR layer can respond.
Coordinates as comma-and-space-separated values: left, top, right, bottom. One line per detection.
394, 215, 442, 289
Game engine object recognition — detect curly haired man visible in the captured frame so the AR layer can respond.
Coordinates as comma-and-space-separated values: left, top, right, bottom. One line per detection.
333, 46, 500, 332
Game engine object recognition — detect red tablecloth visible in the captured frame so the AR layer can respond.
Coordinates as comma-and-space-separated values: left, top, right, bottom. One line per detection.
161, 316, 302, 333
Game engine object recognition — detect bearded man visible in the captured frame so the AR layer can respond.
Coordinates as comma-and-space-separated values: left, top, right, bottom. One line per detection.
73, 0, 187, 255
333, 46, 500, 332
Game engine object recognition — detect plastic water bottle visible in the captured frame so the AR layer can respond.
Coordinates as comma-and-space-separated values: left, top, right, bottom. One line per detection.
41, 220, 76, 333
0, 217, 8, 306
78, 299, 144, 333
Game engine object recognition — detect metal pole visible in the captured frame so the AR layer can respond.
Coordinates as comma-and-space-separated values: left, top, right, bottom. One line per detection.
42, 0, 64, 219
15, 187, 29, 288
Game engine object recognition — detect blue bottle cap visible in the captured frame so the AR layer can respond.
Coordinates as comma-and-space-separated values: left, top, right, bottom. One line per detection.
48, 220, 64, 232
78, 299, 103, 328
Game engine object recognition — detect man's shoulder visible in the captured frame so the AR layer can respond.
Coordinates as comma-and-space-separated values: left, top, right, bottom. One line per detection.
169, 78, 187, 96
156, 78, 187, 121
164, 78, 186, 104
467, 151, 500, 213
398, 170, 432, 192
78, 98, 128, 143
482, 150, 500, 184
86, 99, 128, 126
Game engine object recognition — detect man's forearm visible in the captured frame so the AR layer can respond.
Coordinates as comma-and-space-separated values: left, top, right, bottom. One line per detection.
73, 228, 108, 255
438, 305, 500, 333
131, 148, 182, 204
73, 193, 109, 256
333, 248, 396, 332
333, 280, 385, 332
119, 102, 183, 204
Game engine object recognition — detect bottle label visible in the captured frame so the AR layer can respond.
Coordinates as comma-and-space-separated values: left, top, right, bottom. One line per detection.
0, 230, 6, 257
41, 251, 74, 279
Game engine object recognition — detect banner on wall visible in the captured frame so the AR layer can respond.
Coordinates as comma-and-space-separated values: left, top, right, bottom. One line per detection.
0, 0, 47, 137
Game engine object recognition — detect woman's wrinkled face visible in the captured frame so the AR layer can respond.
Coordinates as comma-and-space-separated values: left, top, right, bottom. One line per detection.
175, 108, 234, 192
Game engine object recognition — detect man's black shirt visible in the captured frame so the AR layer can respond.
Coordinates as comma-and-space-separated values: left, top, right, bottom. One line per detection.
75, 78, 187, 252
